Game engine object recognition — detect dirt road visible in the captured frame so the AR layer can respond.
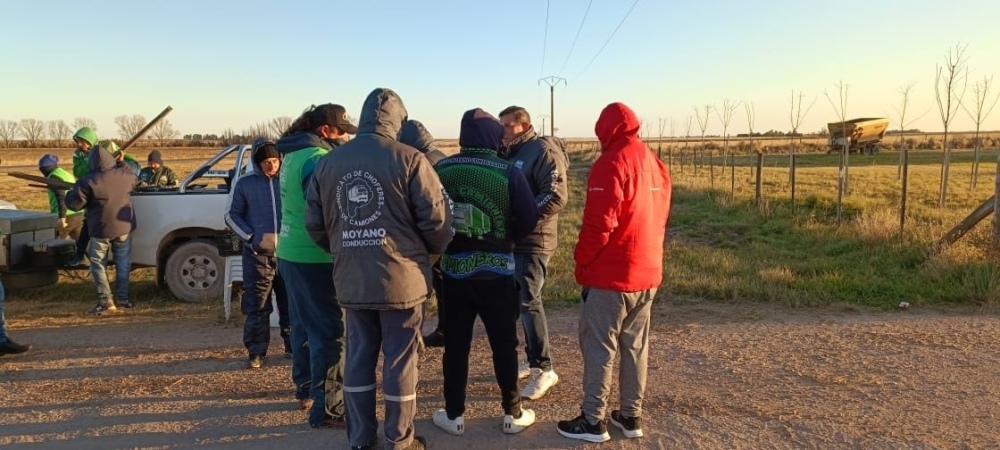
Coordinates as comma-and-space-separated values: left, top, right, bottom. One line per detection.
1, 302, 997, 449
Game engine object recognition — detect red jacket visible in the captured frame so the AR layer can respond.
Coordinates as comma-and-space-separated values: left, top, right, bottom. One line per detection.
574, 102, 672, 292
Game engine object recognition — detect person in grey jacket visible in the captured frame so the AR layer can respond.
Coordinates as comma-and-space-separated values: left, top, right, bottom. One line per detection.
498, 105, 570, 400
306, 87, 452, 450
66, 145, 139, 316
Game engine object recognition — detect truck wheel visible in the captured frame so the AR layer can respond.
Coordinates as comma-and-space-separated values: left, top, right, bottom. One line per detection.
165, 240, 223, 303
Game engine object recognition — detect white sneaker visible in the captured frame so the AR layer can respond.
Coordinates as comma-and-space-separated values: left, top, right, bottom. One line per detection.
517, 362, 531, 380
520, 368, 559, 400
502, 408, 536, 434
432, 409, 465, 436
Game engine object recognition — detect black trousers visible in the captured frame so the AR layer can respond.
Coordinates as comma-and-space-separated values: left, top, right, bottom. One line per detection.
441, 274, 521, 417
241, 248, 290, 356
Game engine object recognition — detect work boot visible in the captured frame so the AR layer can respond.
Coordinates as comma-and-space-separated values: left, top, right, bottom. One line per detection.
0, 338, 31, 357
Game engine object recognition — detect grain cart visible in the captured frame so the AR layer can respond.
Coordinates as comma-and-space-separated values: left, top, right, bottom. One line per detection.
827, 117, 890, 155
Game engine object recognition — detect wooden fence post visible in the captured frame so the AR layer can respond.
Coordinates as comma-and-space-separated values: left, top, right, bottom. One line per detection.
755, 153, 763, 205
993, 155, 1000, 252
790, 153, 797, 215
900, 149, 909, 236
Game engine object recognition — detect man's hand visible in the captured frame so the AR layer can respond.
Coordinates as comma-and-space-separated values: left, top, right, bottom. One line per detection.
58, 217, 67, 230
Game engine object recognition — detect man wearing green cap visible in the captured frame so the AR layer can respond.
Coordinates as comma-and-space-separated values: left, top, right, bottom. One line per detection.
68, 127, 98, 266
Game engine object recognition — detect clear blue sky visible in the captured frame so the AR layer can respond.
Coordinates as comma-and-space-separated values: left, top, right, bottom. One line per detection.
2, 0, 999, 139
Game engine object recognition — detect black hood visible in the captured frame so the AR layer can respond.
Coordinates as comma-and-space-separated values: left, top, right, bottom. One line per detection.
459, 108, 504, 151
88, 146, 118, 173
399, 119, 447, 164
274, 131, 333, 155
357, 88, 408, 140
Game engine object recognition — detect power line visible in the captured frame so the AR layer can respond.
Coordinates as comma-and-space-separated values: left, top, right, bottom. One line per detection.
539, 0, 551, 79
572, 0, 641, 83
556, 0, 594, 77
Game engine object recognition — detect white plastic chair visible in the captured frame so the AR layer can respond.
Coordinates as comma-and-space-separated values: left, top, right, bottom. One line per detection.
223, 254, 278, 327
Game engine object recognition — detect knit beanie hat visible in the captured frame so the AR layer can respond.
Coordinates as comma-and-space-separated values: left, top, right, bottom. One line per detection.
147, 149, 164, 165
251, 137, 279, 166
38, 154, 59, 170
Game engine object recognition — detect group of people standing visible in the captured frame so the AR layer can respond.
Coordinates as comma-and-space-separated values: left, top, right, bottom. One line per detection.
226, 86, 671, 450
2, 124, 188, 357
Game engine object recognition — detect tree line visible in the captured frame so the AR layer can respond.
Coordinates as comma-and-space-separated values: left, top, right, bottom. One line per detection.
0, 115, 298, 149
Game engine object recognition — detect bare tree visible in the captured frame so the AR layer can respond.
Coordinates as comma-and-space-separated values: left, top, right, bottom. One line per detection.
892, 82, 928, 179
744, 101, 756, 151
715, 99, 740, 174
20, 118, 45, 147
47, 119, 72, 147
72, 117, 97, 132
934, 43, 969, 207
788, 89, 817, 193
115, 115, 147, 140
0, 120, 19, 148
269, 116, 293, 138
743, 102, 763, 185
149, 119, 180, 146
694, 105, 712, 178
221, 128, 236, 146
656, 117, 667, 158
961, 75, 999, 188
683, 115, 693, 172
824, 80, 850, 223
788, 89, 817, 153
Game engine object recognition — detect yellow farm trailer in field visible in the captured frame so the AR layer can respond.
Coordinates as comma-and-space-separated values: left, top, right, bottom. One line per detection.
826, 117, 890, 155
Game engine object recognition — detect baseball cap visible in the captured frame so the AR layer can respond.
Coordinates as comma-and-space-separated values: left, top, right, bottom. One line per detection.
311, 103, 358, 135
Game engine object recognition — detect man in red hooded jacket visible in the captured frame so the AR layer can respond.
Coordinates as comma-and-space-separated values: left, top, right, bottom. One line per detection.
557, 102, 671, 443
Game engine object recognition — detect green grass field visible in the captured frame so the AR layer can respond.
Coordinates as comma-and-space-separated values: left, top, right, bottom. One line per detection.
541, 146, 1000, 310
4, 146, 1000, 318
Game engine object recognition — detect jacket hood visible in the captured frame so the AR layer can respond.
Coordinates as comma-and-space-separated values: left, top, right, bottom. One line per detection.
399, 119, 437, 150
595, 102, 641, 150
73, 127, 98, 146
274, 131, 333, 155
459, 108, 504, 151
88, 145, 118, 172
357, 88, 408, 140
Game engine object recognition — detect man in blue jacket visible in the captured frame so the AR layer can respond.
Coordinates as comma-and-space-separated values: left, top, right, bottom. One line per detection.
225, 138, 291, 369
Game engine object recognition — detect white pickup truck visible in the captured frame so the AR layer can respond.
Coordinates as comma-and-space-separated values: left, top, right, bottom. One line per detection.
130, 144, 253, 302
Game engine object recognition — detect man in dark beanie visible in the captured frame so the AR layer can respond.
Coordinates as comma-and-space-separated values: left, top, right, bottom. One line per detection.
225, 137, 291, 370
138, 149, 178, 187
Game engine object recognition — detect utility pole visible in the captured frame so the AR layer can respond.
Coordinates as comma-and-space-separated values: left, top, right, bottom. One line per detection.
537, 114, 549, 136
538, 76, 567, 136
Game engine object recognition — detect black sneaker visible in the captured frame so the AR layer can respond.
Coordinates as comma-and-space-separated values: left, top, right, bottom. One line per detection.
422, 329, 445, 348
557, 413, 610, 443
116, 300, 134, 309
610, 410, 644, 438
247, 354, 264, 370
0, 338, 31, 357
87, 304, 119, 316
